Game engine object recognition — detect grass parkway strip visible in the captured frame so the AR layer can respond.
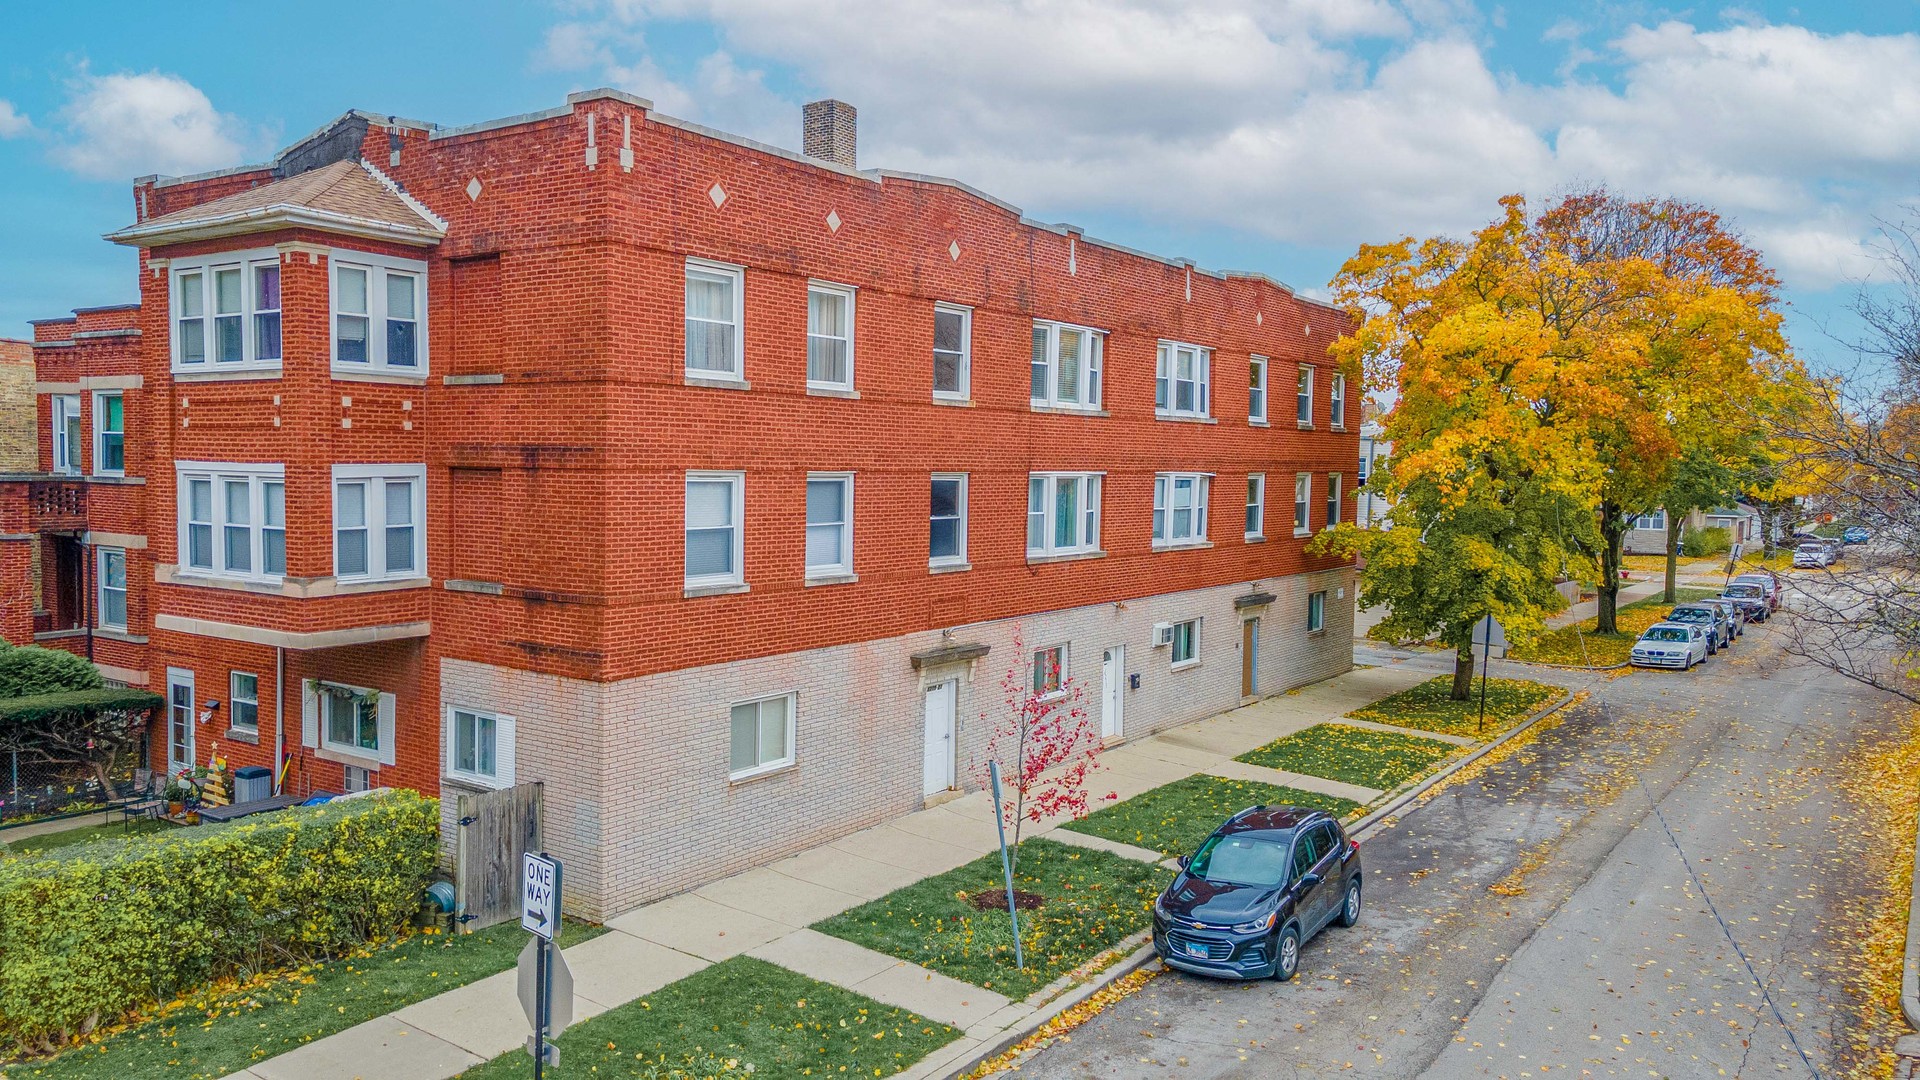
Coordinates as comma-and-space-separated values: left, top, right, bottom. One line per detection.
1508, 587, 1722, 667
1346, 675, 1562, 739
1061, 774, 1363, 856
1236, 723, 1461, 791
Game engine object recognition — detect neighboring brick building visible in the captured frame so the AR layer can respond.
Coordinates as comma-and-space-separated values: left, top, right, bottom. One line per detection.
2, 90, 1358, 917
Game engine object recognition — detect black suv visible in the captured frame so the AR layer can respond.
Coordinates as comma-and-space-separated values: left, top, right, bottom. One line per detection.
1152, 806, 1362, 981
1666, 604, 1730, 652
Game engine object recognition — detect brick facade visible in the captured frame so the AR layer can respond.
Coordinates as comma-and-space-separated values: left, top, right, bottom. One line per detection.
8, 89, 1359, 916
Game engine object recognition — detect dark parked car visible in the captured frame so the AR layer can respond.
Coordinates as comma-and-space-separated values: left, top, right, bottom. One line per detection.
1699, 597, 1747, 639
1732, 572, 1783, 612
1844, 526, 1871, 545
1153, 806, 1362, 982
1721, 582, 1769, 622
1666, 603, 1731, 651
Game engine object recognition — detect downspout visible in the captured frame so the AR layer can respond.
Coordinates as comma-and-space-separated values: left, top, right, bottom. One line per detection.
273, 646, 285, 795
82, 538, 94, 662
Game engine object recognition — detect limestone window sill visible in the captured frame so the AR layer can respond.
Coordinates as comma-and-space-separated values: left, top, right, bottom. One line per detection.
929, 561, 972, 575
804, 572, 859, 587
684, 581, 750, 599
685, 373, 751, 391
1026, 549, 1106, 566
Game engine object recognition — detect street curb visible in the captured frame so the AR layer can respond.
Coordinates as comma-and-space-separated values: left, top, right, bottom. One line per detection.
943, 688, 1582, 1078
1902, 807, 1920, 1031
1506, 659, 1631, 672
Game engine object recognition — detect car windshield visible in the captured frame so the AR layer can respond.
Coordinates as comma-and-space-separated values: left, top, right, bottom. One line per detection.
1668, 608, 1711, 622
1188, 833, 1292, 887
1643, 627, 1690, 643
1726, 585, 1761, 598
1796, 544, 1823, 553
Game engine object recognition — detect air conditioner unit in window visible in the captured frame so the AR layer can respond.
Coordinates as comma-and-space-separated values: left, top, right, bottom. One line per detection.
1151, 622, 1174, 648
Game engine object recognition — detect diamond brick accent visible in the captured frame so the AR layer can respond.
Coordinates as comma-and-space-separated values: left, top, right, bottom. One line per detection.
825, 209, 841, 233
708, 183, 728, 208
465, 177, 483, 202
948, 240, 960, 261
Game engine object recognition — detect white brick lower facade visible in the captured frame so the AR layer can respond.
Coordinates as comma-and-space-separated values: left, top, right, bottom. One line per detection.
441, 567, 1355, 920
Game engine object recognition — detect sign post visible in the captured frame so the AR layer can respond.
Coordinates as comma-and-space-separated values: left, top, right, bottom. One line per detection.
519, 852, 563, 1076
1470, 615, 1508, 735
986, 760, 1024, 971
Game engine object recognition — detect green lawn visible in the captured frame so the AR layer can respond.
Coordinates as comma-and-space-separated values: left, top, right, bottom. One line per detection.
1508, 587, 1721, 667
0, 818, 169, 858
1347, 676, 1562, 739
813, 838, 1162, 1001
453, 956, 960, 1079
10, 920, 605, 1080
1062, 774, 1362, 857
1236, 723, 1460, 792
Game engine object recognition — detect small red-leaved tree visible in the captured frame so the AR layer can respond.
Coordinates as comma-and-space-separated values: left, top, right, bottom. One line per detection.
973, 625, 1115, 879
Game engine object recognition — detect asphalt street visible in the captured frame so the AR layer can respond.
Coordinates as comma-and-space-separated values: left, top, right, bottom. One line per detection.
1010, 616, 1909, 1079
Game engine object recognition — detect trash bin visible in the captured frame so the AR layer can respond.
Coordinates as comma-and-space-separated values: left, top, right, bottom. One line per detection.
233, 766, 273, 805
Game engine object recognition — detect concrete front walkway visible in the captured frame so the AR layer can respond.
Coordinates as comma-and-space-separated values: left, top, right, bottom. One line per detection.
222, 659, 1442, 1080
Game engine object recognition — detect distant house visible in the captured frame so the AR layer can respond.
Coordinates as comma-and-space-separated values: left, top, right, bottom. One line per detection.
0, 339, 31, 470
1622, 505, 1763, 555
1356, 419, 1392, 529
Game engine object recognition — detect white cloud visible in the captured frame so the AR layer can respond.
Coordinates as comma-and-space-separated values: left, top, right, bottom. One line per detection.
52, 71, 253, 181
0, 101, 29, 138
548, 2, 1920, 291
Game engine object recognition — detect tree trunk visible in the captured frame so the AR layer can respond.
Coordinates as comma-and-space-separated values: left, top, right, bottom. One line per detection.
1451, 647, 1475, 701
1663, 516, 1683, 603
1597, 512, 1626, 634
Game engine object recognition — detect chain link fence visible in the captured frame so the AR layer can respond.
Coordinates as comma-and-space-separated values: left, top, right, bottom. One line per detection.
0, 740, 143, 825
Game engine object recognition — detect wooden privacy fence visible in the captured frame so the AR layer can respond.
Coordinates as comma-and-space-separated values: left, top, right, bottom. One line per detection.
453, 780, 543, 932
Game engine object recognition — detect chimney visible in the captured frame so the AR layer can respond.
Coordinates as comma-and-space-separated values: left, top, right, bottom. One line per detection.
802, 99, 857, 169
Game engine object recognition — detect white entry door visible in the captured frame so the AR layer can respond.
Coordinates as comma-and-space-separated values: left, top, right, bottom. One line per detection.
922, 680, 957, 798
166, 668, 195, 773
1101, 646, 1124, 739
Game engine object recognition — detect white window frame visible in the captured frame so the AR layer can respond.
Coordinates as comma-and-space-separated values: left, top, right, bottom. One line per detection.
97, 546, 127, 631
1031, 644, 1068, 701
685, 471, 746, 589
230, 671, 259, 733
331, 464, 427, 583
330, 250, 428, 376
1152, 472, 1211, 548
1170, 618, 1200, 669
1330, 373, 1347, 429
1249, 355, 1269, 424
804, 472, 855, 579
315, 679, 393, 764
728, 691, 797, 781
1326, 473, 1342, 529
1308, 591, 1327, 634
170, 248, 283, 374
175, 462, 286, 583
932, 303, 972, 401
1030, 320, 1104, 411
1246, 473, 1266, 540
1026, 472, 1103, 558
1634, 511, 1668, 531
51, 394, 81, 475
92, 391, 124, 477
806, 281, 856, 391
446, 704, 515, 789
685, 258, 745, 381
1154, 340, 1212, 420
1297, 365, 1315, 427
929, 472, 968, 568
1294, 472, 1312, 536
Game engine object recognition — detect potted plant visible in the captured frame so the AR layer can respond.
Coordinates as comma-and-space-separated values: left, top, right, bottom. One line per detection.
163, 777, 192, 816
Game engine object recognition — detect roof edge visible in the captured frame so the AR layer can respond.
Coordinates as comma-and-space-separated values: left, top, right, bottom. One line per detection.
105, 203, 445, 249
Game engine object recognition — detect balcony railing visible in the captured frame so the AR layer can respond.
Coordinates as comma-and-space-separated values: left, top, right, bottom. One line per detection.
29, 480, 87, 525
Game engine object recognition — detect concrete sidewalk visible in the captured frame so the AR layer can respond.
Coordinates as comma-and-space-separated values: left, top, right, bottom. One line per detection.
220, 659, 1444, 1080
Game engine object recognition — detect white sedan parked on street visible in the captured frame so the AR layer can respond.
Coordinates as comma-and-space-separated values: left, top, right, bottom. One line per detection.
1630, 622, 1711, 670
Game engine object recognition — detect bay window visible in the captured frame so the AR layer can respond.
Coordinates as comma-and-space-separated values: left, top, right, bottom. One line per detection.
1027, 473, 1102, 558
171, 250, 281, 372
333, 464, 427, 582
1153, 473, 1211, 547
332, 253, 427, 374
1155, 341, 1211, 419
1030, 321, 1104, 410
176, 463, 285, 582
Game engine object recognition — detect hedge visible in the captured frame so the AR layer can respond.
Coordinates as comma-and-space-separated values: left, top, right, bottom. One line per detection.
0, 788, 438, 1053
0, 687, 164, 725
0, 646, 105, 698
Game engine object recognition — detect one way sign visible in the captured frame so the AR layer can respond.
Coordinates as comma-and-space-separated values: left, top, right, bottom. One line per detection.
522, 852, 559, 940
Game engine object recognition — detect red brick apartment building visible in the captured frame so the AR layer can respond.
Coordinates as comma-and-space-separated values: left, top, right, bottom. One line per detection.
2, 90, 1358, 917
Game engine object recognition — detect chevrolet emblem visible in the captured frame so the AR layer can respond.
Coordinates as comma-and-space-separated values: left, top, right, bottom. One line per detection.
1191, 921, 1208, 929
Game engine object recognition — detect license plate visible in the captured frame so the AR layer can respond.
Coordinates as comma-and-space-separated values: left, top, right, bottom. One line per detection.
1185, 941, 1211, 959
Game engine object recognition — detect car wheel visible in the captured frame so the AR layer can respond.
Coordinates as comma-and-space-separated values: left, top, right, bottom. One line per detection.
1273, 925, 1301, 982
1337, 878, 1362, 928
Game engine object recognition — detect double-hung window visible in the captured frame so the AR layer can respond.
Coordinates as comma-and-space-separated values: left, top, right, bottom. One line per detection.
1293, 472, 1312, 535
93, 392, 124, 475
933, 303, 971, 400
1330, 374, 1347, 429
1031, 644, 1067, 699
310, 680, 394, 766
730, 693, 795, 779
1246, 474, 1266, 539
230, 672, 259, 732
51, 395, 80, 475
1308, 591, 1327, 633
1170, 618, 1199, 668
177, 463, 285, 582
1326, 473, 1342, 528
805, 473, 854, 579
1249, 356, 1268, 423
97, 547, 127, 630
685, 259, 744, 380
1152, 473, 1211, 547
448, 706, 514, 787
333, 465, 426, 582
1030, 321, 1103, 410
1297, 365, 1315, 426
806, 282, 855, 390
171, 251, 281, 372
332, 253, 426, 374
1155, 341, 1211, 419
1027, 473, 1102, 558
685, 471, 745, 589
930, 474, 967, 567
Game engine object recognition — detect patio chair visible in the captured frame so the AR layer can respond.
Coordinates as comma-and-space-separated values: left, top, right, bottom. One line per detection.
118, 768, 164, 830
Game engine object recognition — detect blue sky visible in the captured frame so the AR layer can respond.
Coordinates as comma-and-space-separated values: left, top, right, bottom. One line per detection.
3, 0, 1916, 376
